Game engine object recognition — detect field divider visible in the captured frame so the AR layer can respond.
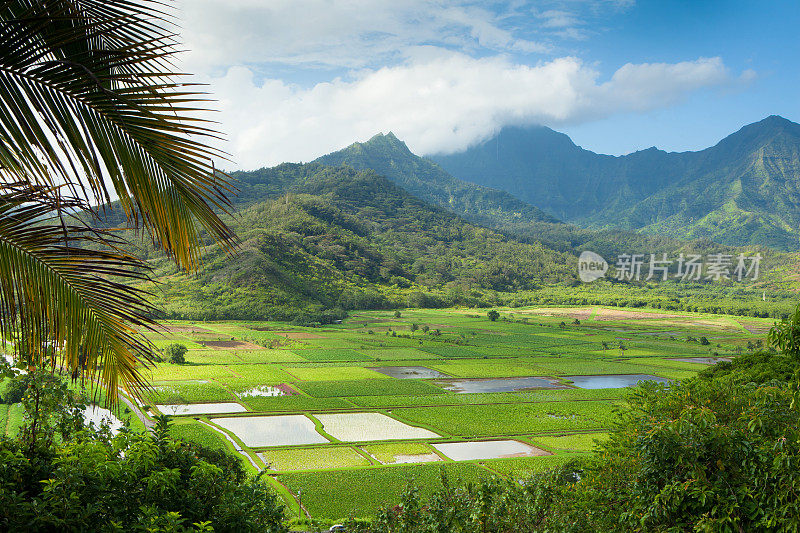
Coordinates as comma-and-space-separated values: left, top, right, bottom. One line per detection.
196, 418, 262, 472
305, 413, 339, 442
351, 445, 379, 465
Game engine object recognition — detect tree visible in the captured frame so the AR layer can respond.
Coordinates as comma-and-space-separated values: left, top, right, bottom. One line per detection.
700, 336, 710, 346
0, 1, 236, 405
487, 310, 500, 322
165, 344, 188, 365
394, 310, 402, 318
768, 303, 800, 361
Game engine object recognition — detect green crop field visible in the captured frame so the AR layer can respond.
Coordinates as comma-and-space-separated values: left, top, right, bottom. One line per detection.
107, 305, 768, 520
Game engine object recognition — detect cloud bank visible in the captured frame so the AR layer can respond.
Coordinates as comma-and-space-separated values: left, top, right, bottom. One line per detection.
205, 54, 731, 169
179, 0, 547, 72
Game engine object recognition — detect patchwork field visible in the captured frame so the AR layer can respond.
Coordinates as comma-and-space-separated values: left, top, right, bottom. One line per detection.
131, 306, 769, 521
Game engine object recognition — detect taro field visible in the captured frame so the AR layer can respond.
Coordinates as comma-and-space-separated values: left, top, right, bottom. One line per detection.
130, 306, 769, 522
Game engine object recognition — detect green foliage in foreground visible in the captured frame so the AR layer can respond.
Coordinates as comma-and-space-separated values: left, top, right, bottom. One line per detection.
0, 410, 287, 532
346, 372, 800, 532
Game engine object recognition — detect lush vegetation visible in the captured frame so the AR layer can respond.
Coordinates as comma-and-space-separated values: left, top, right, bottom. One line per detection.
345, 359, 800, 532
125, 161, 799, 323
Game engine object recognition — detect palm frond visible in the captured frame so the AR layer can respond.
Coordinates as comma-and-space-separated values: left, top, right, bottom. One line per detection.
0, 0, 237, 271
0, 185, 158, 405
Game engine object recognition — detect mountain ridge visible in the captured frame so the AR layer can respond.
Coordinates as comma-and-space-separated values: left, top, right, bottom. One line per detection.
431, 115, 800, 250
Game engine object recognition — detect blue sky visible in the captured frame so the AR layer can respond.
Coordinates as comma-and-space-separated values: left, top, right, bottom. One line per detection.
561, 1, 800, 154
179, 0, 800, 168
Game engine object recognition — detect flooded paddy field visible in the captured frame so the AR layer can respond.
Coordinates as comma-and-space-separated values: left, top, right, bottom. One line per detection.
438, 376, 567, 393
136, 305, 759, 519
566, 374, 671, 389
432, 440, 550, 461
210, 415, 329, 447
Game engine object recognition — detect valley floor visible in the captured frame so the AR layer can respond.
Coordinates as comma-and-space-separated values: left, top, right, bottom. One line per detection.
127, 306, 769, 522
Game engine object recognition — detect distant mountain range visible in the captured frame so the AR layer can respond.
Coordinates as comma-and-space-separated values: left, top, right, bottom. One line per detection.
431, 115, 800, 251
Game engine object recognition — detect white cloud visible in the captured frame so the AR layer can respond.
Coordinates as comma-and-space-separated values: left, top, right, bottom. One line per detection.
202, 53, 732, 169
178, 0, 547, 73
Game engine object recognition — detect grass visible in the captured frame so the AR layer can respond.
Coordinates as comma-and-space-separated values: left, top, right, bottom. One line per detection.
394, 401, 620, 436
348, 387, 628, 409
241, 395, 352, 413
419, 346, 484, 358
361, 442, 437, 464
1, 403, 24, 438
125, 306, 745, 519
357, 348, 441, 360
296, 349, 372, 362
297, 379, 445, 398
531, 432, 609, 453
147, 380, 236, 404
427, 360, 554, 378
283, 366, 391, 382
484, 453, 585, 478
169, 419, 233, 452
262, 446, 370, 471
279, 462, 489, 519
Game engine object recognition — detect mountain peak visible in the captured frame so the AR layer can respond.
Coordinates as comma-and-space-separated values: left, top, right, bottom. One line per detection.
711, 114, 800, 155
362, 131, 412, 154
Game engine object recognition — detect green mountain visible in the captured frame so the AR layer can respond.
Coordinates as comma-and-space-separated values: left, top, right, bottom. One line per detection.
304, 129, 745, 259
313, 132, 560, 227
431, 116, 800, 251
144, 163, 579, 321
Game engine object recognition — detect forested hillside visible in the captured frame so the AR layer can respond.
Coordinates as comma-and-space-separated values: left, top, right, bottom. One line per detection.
143, 164, 577, 321
124, 161, 800, 323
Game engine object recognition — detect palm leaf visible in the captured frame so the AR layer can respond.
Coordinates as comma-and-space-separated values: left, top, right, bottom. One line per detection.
0, 186, 158, 405
0, 0, 237, 270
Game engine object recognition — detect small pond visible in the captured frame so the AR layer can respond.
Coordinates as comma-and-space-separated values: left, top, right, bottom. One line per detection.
157, 402, 248, 416
566, 374, 670, 389
316, 412, 440, 441
432, 440, 550, 461
369, 366, 448, 379
211, 415, 328, 447
83, 406, 123, 434
671, 357, 731, 365
437, 376, 566, 393
237, 384, 294, 398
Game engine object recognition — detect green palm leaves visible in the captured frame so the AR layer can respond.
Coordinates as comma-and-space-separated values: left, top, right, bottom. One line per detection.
0, 1, 237, 405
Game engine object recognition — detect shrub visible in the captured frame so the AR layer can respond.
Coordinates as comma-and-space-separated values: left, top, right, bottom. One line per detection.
165, 343, 188, 365
1, 376, 26, 404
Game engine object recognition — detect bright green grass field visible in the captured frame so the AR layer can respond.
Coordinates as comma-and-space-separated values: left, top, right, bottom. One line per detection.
263, 446, 370, 471
428, 360, 555, 378
241, 395, 352, 413
297, 379, 446, 398
283, 366, 391, 382
393, 401, 619, 436
0, 403, 24, 438
531, 432, 609, 453
296, 349, 373, 362
348, 387, 627, 409
147, 380, 236, 404
484, 453, 585, 478
279, 462, 489, 519
357, 348, 441, 360
361, 442, 438, 464
169, 419, 233, 452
